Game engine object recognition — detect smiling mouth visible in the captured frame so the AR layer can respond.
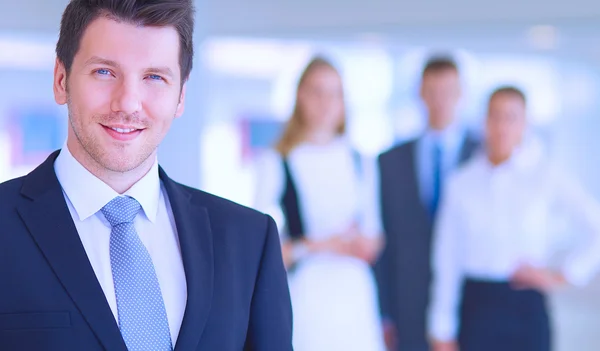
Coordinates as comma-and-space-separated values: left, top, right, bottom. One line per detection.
101, 124, 145, 141
101, 124, 144, 133
109, 127, 138, 133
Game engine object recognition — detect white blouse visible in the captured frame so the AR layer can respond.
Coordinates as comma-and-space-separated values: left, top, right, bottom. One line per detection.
253, 137, 382, 241
428, 136, 600, 341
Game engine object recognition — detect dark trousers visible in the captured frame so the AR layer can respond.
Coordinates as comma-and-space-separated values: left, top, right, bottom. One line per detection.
459, 279, 551, 351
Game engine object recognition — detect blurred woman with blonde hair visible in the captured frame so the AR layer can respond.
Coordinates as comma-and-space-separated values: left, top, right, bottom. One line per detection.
254, 56, 386, 350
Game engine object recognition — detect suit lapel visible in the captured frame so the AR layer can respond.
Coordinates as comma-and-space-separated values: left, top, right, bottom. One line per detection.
404, 141, 429, 218
160, 168, 214, 351
459, 134, 480, 164
17, 150, 127, 351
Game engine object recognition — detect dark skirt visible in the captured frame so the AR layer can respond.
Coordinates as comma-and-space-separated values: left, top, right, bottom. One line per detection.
458, 279, 551, 351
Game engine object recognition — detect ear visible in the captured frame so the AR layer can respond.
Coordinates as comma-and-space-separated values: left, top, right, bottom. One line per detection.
54, 58, 68, 105
174, 82, 187, 118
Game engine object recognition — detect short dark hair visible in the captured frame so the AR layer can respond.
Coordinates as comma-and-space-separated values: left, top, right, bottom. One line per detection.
56, 0, 195, 83
422, 55, 459, 77
489, 85, 527, 105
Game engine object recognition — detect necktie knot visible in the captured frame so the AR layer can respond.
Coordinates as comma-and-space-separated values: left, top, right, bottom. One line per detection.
101, 196, 141, 227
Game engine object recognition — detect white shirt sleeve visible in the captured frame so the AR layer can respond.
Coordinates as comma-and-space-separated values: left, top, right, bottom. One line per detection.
252, 149, 287, 239
555, 169, 600, 286
358, 155, 383, 238
428, 176, 465, 342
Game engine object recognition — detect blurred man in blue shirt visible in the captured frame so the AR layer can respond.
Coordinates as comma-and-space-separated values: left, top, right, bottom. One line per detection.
375, 56, 479, 351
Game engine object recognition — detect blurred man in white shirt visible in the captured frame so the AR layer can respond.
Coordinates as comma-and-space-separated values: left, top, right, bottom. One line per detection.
429, 86, 600, 351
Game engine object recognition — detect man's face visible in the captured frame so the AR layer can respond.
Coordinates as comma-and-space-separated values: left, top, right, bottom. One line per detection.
53, 16, 186, 173
420, 69, 461, 130
486, 93, 526, 159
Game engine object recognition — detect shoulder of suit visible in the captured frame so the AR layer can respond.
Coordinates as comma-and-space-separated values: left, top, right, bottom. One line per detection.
0, 176, 26, 196
379, 139, 417, 162
0, 176, 27, 211
173, 181, 270, 224
463, 132, 483, 149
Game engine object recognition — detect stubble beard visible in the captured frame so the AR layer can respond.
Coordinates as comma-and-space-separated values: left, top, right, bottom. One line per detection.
67, 103, 156, 174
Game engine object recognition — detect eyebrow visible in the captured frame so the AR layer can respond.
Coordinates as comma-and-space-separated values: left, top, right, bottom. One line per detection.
84, 56, 120, 69
145, 66, 175, 79
84, 56, 175, 79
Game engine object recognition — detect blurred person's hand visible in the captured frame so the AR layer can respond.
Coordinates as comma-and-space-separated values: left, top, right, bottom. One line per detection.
280, 243, 295, 268
324, 235, 354, 255
305, 235, 352, 255
382, 319, 398, 351
431, 340, 458, 351
308, 222, 361, 256
299, 222, 383, 262
511, 264, 566, 292
346, 235, 382, 263
342, 222, 383, 263
281, 235, 354, 268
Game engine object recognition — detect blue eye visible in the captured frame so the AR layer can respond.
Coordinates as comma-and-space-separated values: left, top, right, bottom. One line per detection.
96, 69, 111, 76
147, 74, 164, 81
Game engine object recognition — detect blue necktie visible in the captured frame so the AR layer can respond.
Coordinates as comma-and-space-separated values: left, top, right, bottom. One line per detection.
431, 142, 443, 217
102, 196, 173, 351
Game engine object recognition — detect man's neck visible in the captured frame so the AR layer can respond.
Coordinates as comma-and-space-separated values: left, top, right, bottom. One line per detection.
487, 151, 511, 166
96, 162, 155, 194
66, 141, 155, 194
427, 112, 455, 132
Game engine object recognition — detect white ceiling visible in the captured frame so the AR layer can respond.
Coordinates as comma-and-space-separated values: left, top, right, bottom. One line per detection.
2, 0, 599, 59
2, 0, 599, 34
204, 0, 600, 35
0, 0, 69, 33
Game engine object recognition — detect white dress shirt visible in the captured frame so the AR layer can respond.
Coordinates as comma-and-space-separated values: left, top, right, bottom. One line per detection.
428, 135, 600, 341
54, 145, 187, 344
253, 136, 382, 240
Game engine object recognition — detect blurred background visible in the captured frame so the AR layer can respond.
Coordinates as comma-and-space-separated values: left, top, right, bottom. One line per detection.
2, 0, 600, 349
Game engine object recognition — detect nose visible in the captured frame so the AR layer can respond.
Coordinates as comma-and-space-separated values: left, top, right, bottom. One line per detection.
110, 77, 142, 115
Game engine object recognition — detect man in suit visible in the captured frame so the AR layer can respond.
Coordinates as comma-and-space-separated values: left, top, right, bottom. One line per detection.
375, 56, 479, 351
0, 1, 292, 350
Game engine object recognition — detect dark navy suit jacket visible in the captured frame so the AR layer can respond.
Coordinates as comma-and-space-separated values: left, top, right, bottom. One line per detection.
0, 150, 293, 351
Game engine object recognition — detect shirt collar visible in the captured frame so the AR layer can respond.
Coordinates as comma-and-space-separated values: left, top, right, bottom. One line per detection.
481, 133, 544, 173
423, 123, 464, 152
54, 143, 161, 223
420, 122, 466, 158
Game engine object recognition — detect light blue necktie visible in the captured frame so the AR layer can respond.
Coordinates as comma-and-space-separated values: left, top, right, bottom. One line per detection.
102, 196, 173, 351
